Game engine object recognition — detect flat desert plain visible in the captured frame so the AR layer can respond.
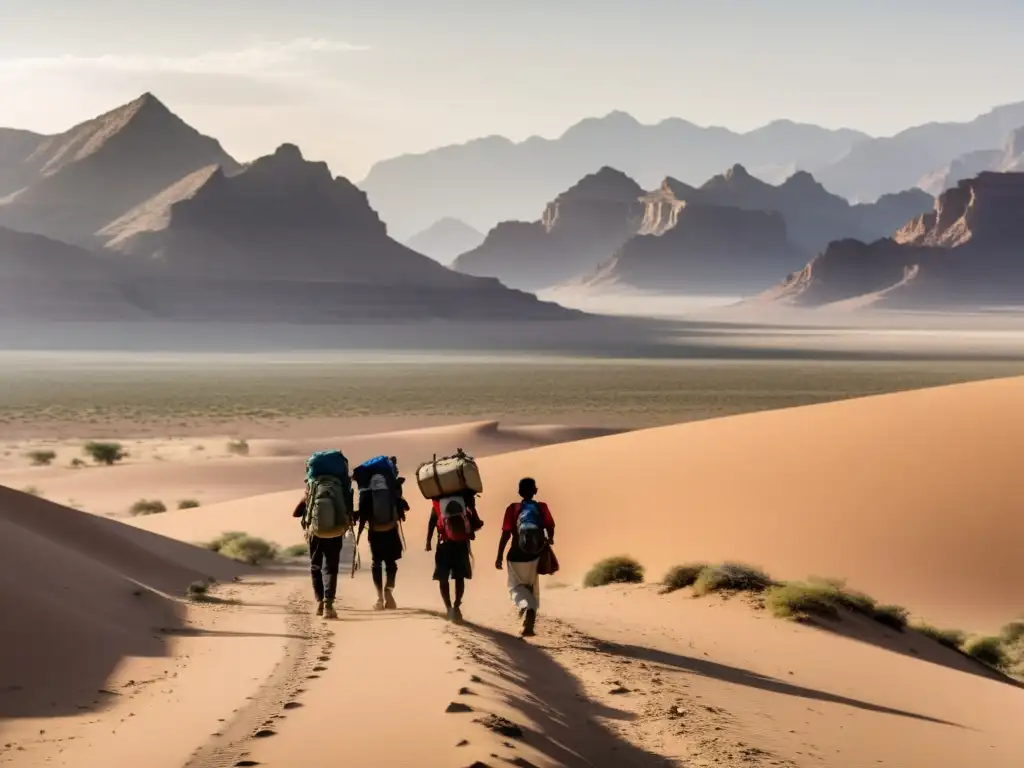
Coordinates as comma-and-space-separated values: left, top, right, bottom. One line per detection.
2, 357, 1023, 767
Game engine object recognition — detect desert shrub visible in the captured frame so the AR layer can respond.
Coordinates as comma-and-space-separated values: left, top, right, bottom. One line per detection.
693, 562, 773, 597
69, 457, 87, 468
226, 439, 250, 457
913, 623, 967, 650
583, 556, 644, 588
872, 604, 910, 631
661, 563, 707, 593
282, 543, 309, 558
130, 499, 167, 516
766, 581, 843, 620
963, 635, 1006, 668
999, 620, 1024, 646
177, 499, 201, 509
186, 581, 209, 598
205, 531, 277, 565
83, 441, 127, 465
27, 449, 56, 466
21, 485, 43, 497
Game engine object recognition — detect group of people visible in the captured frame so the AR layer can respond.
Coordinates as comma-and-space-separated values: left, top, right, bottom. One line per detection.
295, 455, 556, 638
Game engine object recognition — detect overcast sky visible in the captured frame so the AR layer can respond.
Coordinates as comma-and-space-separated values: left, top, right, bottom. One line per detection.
2, 0, 1023, 179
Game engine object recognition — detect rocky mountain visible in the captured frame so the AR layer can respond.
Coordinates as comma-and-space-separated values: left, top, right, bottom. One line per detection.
451, 167, 646, 290
578, 203, 804, 295
918, 126, 1024, 196
814, 101, 1024, 202
763, 172, 1024, 309
360, 112, 869, 238
0, 128, 45, 197
99, 144, 571, 321
0, 93, 239, 246
404, 217, 484, 264
0, 226, 142, 321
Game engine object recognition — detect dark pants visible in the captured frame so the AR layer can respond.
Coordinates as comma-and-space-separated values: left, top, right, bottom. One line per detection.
309, 535, 343, 603
369, 527, 402, 593
371, 560, 398, 591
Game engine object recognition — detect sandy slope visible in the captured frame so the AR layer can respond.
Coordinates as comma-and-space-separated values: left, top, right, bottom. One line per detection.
0, 420, 619, 518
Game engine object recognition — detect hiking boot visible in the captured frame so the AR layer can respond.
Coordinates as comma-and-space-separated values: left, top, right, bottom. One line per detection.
315, 600, 325, 617
445, 605, 454, 621
384, 589, 397, 610
520, 609, 536, 637
451, 605, 464, 625
323, 601, 338, 620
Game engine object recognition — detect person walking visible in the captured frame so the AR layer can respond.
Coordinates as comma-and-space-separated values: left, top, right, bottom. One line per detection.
427, 491, 481, 623
355, 456, 407, 610
299, 449, 354, 620
496, 477, 555, 637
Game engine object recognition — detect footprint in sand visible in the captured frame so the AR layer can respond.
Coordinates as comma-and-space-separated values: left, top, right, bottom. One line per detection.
283, 702, 303, 710
252, 729, 276, 738
458, 687, 475, 696
234, 761, 260, 767
312, 666, 327, 671
446, 702, 473, 713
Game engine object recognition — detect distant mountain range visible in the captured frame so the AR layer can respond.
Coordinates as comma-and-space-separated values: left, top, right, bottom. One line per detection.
0, 96, 572, 324
762, 171, 1024, 310
453, 164, 933, 293
918, 126, 1024, 196
404, 218, 484, 264
360, 102, 1024, 238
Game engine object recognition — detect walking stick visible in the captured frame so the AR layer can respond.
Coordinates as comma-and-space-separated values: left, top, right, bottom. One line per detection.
350, 526, 362, 578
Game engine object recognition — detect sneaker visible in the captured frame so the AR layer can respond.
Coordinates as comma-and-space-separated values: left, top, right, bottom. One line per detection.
384, 589, 397, 610
451, 605, 464, 625
323, 602, 338, 620
315, 600, 324, 617
373, 598, 385, 611
520, 609, 536, 637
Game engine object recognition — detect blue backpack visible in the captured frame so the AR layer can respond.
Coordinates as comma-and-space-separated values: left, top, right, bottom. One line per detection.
352, 455, 396, 488
516, 500, 546, 558
354, 456, 400, 530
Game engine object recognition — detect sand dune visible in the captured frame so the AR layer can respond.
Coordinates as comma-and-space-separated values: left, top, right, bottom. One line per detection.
1, 420, 620, 518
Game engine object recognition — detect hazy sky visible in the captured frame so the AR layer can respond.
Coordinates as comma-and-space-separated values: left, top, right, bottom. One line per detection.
2, 1, 1023, 179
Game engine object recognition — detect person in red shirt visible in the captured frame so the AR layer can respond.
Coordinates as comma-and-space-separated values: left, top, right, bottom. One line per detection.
426, 491, 481, 623
496, 477, 555, 637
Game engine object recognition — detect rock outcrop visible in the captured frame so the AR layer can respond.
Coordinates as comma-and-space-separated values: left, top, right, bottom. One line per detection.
578, 203, 805, 295
0, 93, 239, 246
404, 218, 484, 264
918, 126, 1024, 196
763, 172, 1024, 309
452, 167, 646, 290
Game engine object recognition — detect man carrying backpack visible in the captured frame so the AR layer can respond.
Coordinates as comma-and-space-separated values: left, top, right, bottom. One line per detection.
301, 450, 355, 621
355, 456, 408, 611
426, 491, 482, 623
496, 478, 555, 637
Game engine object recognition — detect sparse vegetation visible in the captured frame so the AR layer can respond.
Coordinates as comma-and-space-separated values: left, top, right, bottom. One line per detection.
872, 604, 910, 631
584, 556, 645, 587
21, 485, 43, 497
129, 499, 167, 516
766, 581, 844, 620
226, 438, 250, 456
186, 581, 209, 598
27, 449, 56, 466
69, 457, 87, 468
204, 531, 278, 565
999, 620, 1024, 646
913, 623, 967, 650
83, 441, 127, 465
692, 562, 774, 597
963, 635, 1006, 668
178, 499, 201, 509
661, 563, 707, 593
281, 543, 309, 558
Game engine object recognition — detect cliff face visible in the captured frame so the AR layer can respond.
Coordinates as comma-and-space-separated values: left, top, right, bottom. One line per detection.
579, 203, 805, 295
763, 171, 1024, 309
0, 94, 239, 246
452, 167, 646, 290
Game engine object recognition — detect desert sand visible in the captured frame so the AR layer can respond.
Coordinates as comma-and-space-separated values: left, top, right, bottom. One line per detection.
4, 378, 1024, 767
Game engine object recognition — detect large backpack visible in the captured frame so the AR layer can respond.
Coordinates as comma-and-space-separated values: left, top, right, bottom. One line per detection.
438, 495, 471, 542
304, 475, 352, 539
354, 456, 399, 532
306, 449, 350, 482
516, 500, 546, 559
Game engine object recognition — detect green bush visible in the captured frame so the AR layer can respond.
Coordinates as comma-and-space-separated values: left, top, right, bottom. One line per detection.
872, 604, 910, 631
205, 531, 277, 565
692, 562, 773, 597
766, 581, 842, 620
583, 556, 645, 588
177, 499, 201, 509
226, 439, 250, 457
130, 499, 167, 516
963, 635, 1006, 668
27, 450, 56, 466
69, 458, 87, 468
999, 620, 1024, 646
282, 543, 309, 558
914, 623, 967, 650
661, 563, 707, 593
83, 441, 127, 465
